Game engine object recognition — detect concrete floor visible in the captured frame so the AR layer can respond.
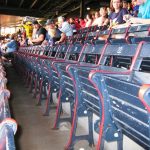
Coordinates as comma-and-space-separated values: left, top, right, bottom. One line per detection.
6, 66, 71, 150
5, 66, 144, 150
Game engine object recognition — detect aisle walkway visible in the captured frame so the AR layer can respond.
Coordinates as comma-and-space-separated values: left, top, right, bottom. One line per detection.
6, 66, 70, 150
5, 66, 144, 150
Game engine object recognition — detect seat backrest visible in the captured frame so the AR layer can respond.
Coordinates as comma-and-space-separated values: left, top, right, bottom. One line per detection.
137, 42, 150, 72
79, 40, 106, 64
47, 44, 60, 58
97, 29, 111, 39
76, 32, 87, 42
109, 27, 130, 44
128, 24, 150, 37
67, 65, 121, 149
29, 46, 35, 54
65, 42, 83, 62
77, 29, 82, 34
132, 42, 150, 84
85, 31, 98, 41
69, 66, 101, 115
91, 72, 150, 149
100, 43, 139, 70
64, 42, 144, 149
33, 46, 41, 54
55, 43, 71, 60
43, 45, 52, 56
36, 46, 44, 55
110, 27, 129, 39
82, 27, 89, 33
28, 47, 33, 54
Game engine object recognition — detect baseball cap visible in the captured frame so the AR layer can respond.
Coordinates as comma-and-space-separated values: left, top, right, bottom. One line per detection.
32, 20, 39, 25
26, 21, 32, 25
45, 19, 54, 25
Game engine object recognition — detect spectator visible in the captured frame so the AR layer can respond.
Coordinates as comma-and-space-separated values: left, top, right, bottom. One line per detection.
79, 18, 86, 28
92, 13, 96, 21
127, 2, 133, 15
123, 0, 128, 9
22, 21, 33, 40
43, 19, 65, 45
5, 34, 18, 53
29, 20, 47, 45
2, 34, 18, 60
97, 7, 108, 27
85, 14, 93, 27
69, 18, 78, 34
19, 32, 28, 47
57, 16, 73, 37
109, 0, 128, 27
92, 11, 100, 26
137, 0, 150, 19
124, 0, 150, 23
107, 7, 112, 16
74, 18, 81, 31
132, 0, 139, 17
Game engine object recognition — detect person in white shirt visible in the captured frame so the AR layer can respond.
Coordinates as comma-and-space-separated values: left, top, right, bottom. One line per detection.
92, 11, 100, 26
58, 16, 73, 37
92, 7, 108, 27
85, 14, 93, 27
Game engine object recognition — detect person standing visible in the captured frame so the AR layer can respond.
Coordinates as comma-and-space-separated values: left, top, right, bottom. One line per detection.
22, 21, 33, 40
29, 20, 47, 45
57, 16, 73, 37
2, 34, 19, 60
109, 0, 128, 27
124, 0, 150, 24
42, 19, 65, 45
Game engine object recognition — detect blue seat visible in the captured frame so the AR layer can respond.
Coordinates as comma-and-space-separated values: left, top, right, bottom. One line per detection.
0, 119, 17, 150
49, 42, 84, 124
53, 41, 107, 130
85, 31, 98, 42
110, 24, 150, 44
132, 42, 150, 84
128, 24, 150, 44
30, 43, 70, 113
90, 72, 150, 149
85, 42, 150, 149
109, 26, 129, 44
38, 43, 71, 115
65, 42, 143, 149
0, 90, 11, 121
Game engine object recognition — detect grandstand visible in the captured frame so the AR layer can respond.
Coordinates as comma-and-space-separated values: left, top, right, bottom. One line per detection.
0, 0, 150, 150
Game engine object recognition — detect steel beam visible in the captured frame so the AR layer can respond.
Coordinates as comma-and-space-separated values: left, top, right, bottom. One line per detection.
44, 0, 71, 14
39, 0, 50, 10
5, 0, 8, 6
19, 0, 25, 7
58, 0, 71, 9
30, 0, 38, 9
80, 0, 85, 18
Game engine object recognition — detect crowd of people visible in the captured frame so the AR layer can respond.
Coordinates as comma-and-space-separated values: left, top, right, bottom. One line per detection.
0, 0, 150, 61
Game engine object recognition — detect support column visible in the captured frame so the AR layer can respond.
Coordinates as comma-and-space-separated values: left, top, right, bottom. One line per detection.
80, 0, 85, 18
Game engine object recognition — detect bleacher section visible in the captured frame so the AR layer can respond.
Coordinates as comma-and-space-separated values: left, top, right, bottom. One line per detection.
0, 62, 17, 150
13, 24, 150, 150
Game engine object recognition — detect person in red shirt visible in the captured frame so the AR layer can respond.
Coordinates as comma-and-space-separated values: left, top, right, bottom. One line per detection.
79, 17, 86, 28
74, 18, 81, 30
